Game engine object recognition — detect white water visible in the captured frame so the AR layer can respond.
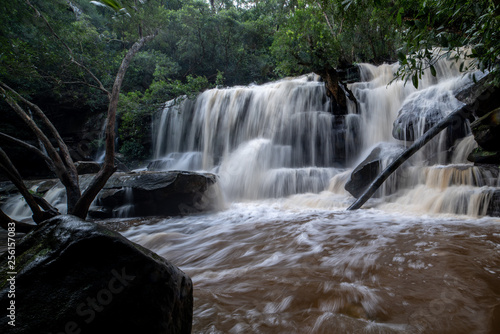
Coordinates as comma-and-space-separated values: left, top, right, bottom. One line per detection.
3, 58, 500, 333
151, 56, 493, 215
134, 58, 500, 333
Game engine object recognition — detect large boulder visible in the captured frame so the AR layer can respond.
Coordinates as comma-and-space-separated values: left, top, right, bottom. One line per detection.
392, 87, 467, 142
0, 215, 193, 334
90, 170, 219, 218
454, 73, 500, 118
75, 161, 101, 175
345, 143, 405, 198
467, 147, 500, 164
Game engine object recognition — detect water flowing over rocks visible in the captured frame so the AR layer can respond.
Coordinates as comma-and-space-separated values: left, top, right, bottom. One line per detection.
2, 57, 500, 334
0, 215, 193, 334
392, 86, 468, 143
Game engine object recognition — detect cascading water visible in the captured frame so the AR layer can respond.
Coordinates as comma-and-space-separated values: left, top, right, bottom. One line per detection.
150, 56, 493, 215
123, 57, 500, 333
152, 73, 347, 200
3, 57, 500, 333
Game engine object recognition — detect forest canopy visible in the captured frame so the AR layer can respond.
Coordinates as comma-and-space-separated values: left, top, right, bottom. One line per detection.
0, 0, 498, 162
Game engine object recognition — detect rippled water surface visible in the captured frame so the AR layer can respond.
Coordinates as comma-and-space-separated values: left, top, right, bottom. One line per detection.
121, 201, 500, 333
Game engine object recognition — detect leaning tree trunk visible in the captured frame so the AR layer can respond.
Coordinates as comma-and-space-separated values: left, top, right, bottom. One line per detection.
71, 33, 157, 219
347, 105, 472, 210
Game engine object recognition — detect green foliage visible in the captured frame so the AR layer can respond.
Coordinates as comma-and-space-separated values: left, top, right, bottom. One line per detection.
394, 0, 500, 87
116, 73, 212, 161
271, 0, 399, 76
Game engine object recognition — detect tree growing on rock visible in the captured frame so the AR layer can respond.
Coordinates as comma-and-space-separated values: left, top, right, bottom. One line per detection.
270, 0, 399, 111
0, 0, 165, 229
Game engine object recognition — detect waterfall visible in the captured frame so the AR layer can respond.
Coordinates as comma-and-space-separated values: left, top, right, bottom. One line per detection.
152, 74, 345, 200
2, 56, 494, 219
150, 55, 494, 216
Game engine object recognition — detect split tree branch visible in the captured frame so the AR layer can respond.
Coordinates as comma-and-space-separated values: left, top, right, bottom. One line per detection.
0, 132, 54, 170
72, 32, 158, 218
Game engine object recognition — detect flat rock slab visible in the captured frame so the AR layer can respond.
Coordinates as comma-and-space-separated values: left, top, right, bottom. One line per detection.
91, 170, 219, 218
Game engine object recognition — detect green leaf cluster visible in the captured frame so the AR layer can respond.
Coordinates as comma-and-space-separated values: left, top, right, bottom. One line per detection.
393, 0, 500, 87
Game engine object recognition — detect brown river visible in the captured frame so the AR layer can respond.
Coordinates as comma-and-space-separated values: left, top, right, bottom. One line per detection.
121, 200, 500, 334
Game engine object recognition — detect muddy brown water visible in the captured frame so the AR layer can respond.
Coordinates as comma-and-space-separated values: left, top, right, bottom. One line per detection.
121, 202, 500, 333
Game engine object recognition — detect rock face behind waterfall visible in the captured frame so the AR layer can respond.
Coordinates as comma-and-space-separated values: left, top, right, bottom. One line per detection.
90, 171, 218, 218
455, 74, 500, 164
469, 107, 500, 164
0, 215, 193, 334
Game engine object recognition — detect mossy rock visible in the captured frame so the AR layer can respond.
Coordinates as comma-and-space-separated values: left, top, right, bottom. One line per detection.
467, 146, 500, 165
0, 215, 193, 334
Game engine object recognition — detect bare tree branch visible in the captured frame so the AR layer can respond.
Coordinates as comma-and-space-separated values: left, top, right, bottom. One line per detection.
25, 0, 111, 98
0, 132, 54, 170
0, 83, 81, 212
0, 147, 57, 223
0, 208, 35, 233
0, 82, 78, 177
72, 32, 158, 218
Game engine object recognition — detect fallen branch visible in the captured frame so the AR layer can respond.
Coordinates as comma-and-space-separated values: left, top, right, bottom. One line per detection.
0, 147, 58, 223
347, 105, 471, 210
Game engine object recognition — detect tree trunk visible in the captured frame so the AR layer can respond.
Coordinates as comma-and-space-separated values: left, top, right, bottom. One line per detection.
317, 67, 358, 114
0, 83, 81, 212
347, 105, 471, 210
72, 33, 157, 219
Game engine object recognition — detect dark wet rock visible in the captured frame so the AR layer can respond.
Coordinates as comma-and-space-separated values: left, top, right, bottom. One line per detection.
75, 161, 101, 175
0, 215, 193, 334
345, 143, 405, 198
454, 74, 500, 118
487, 189, 500, 217
467, 147, 500, 164
90, 171, 218, 218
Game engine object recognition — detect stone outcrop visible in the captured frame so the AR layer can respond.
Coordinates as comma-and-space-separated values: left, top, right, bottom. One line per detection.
455, 74, 500, 164
0, 215, 193, 334
90, 170, 219, 218
345, 143, 405, 198
75, 161, 101, 175
468, 107, 500, 164
487, 190, 500, 217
